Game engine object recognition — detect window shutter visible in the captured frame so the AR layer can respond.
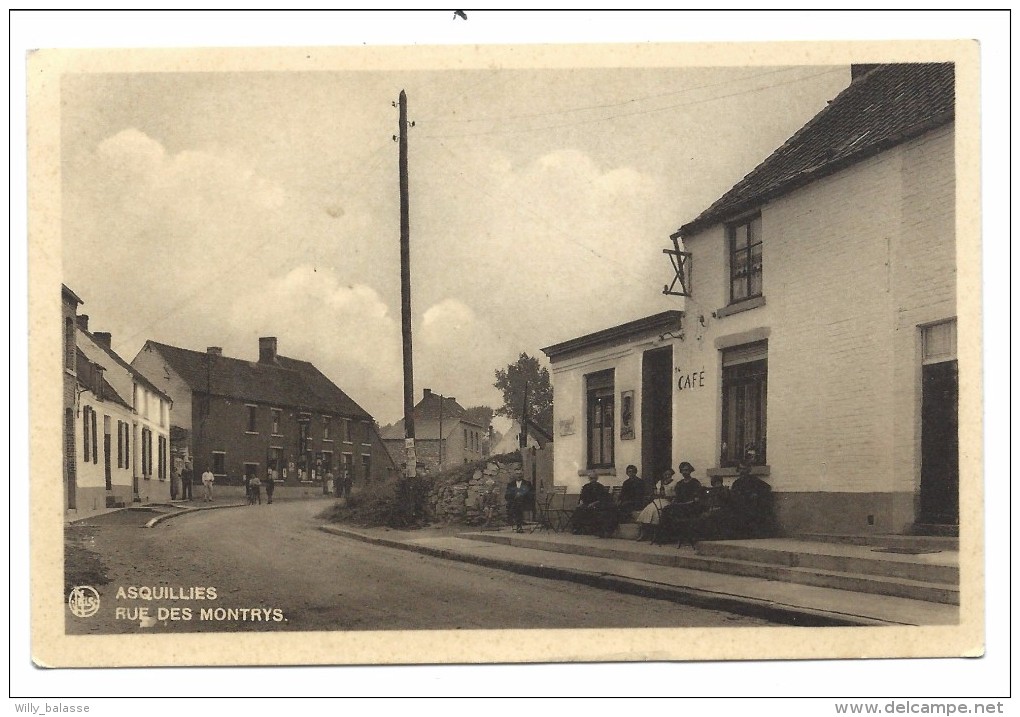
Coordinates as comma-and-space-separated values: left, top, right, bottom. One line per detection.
722, 341, 768, 367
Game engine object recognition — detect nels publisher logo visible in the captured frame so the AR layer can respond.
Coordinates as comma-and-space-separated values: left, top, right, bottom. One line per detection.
68, 586, 100, 618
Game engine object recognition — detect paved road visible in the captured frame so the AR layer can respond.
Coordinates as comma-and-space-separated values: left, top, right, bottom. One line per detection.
65, 499, 769, 634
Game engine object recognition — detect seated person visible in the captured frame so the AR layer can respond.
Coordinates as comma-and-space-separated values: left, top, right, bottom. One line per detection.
691, 475, 736, 543
570, 470, 617, 537
730, 456, 776, 538
635, 468, 675, 542
655, 461, 704, 545
617, 464, 651, 516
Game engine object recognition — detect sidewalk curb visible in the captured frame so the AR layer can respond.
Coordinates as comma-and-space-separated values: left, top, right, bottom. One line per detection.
319, 525, 891, 627
144, 502, 249, 528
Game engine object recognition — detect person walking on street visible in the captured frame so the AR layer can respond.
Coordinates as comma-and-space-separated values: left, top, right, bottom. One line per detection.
250, 473, 262, 505
201, 467, 215, 502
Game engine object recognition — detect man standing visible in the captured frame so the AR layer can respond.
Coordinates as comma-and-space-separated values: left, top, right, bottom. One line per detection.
201, 466, 215, 502
504, 474, 533, 533
265, 467, 276, 504
181, 460, 193, 500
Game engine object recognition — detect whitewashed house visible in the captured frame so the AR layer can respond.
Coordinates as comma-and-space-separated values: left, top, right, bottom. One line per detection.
65, 300, 173, 516
543, 63, 957, 536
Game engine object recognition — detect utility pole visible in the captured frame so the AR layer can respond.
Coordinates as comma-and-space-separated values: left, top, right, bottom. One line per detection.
397, 89, 416, 479
520, 380, 529, 449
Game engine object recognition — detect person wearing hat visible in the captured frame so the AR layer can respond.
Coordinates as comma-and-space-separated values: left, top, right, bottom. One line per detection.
655, 461, 705, 545
731, 454, 775, 537
635, 468, 675, 541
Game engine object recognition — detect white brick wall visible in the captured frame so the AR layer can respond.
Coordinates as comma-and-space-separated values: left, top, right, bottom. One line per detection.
546, 124, 955, 512
681, 124, 955, 495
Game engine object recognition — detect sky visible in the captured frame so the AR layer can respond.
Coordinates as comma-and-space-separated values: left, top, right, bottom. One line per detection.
61, 62, 848, 425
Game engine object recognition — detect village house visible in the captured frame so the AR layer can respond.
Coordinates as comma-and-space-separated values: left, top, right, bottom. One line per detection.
381, 388, 488, 473
542, 63, 957, 536
131, 337, 396, 488
63, 286, 173, 516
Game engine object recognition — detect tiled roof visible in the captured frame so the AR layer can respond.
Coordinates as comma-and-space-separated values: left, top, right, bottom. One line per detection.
141, 341, 372, 420
678, 63, 955, 238
414, 392, 466, 421
79, 328, 171, 402
76, 347, 132, 410
379, 417, 484, 441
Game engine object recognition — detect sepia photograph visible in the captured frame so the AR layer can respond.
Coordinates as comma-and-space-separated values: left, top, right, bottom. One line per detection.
15, 9, 1009, 707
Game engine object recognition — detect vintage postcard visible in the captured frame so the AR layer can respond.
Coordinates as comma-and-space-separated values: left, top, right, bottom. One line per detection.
28, 38, 983, 669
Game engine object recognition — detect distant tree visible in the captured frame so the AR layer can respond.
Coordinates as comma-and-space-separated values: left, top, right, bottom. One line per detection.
493, 353, 553, 431
462, 405, 494, 429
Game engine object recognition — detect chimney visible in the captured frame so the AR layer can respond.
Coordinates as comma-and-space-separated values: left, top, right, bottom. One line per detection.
206, 346, 223, 356
76, 314, 89, 331
258, 337, 278, 364
851, 64, 880, 82
93, 332, 112, 349
423, 388, 432, 398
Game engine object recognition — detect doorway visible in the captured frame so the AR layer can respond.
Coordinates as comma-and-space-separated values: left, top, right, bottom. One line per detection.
919, 321, 958, 525
641, 347, 673, 484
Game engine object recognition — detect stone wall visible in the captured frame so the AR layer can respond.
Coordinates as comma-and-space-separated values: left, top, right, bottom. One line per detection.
429, 460, 522, 525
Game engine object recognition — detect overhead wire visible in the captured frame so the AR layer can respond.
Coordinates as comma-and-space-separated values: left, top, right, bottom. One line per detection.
420, 67, 844, 140
418, 66, 810, 125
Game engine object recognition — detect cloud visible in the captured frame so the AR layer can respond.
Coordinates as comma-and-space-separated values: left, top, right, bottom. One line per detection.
227, 267, 403, 419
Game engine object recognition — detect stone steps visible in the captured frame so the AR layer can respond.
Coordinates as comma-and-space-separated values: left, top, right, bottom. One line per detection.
468, 532, 959, 605
693, 540, 958, 586
794, 532, 959, 552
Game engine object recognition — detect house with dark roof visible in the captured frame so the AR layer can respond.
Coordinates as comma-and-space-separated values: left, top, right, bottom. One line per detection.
543, 64, 958, 536
62, 286, 174, 516
131, 337, 396, 489
380, 388, 488, 473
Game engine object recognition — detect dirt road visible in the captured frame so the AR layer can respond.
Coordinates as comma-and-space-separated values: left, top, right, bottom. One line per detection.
65, 499, 769, 634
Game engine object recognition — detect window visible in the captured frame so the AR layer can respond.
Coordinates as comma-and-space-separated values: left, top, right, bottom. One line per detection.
64, 317, 75, 371
159, 435, 169, 481
82, 407, 91, 463
271, 409, 282, 435
323, 416, 332, 441
116, 421, 123, 468
340, 419, 351, 443
246, 405, 258, 433
212, 451, 226, 475
361, 454, 371, 481
586, 369, 615, 469
728, 214, 763, 303
360, 421, 371, 444
124, 422, 130, 469
721, 342, 768, 467
141, 428, 152, 477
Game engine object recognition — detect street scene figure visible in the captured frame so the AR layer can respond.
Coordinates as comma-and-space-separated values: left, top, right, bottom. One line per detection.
250, 474, 262, 505
504, 474, 533, 533
201, 467, 214, 502
570, 470, 617, 538
265, 468, 276, 504
635, 468, 675, 542
617, 464, 651, 516
654, 461, 704, 545
181, 461, 193, 500
730, 456, 776, 539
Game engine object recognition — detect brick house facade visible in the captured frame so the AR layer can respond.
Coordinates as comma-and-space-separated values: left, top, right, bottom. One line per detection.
131, 337, 396, 488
